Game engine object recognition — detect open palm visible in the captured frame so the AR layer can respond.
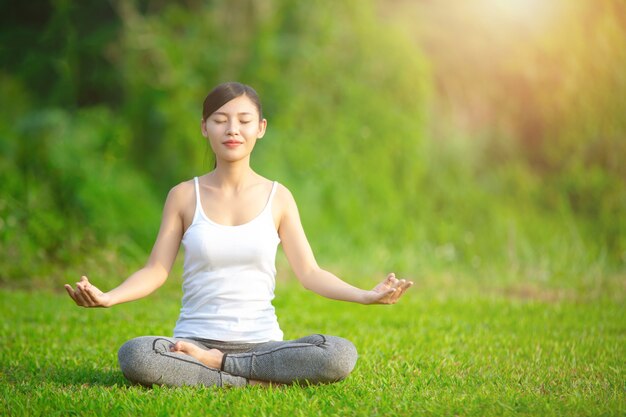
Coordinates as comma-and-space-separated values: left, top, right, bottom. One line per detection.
366, 273, 413, 304
64, 276, 111, 308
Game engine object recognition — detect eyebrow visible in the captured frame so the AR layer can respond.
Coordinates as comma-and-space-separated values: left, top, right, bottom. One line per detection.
212, 112, 254, 116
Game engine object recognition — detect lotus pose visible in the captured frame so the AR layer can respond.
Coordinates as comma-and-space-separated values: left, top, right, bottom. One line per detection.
65, 82, 413, 387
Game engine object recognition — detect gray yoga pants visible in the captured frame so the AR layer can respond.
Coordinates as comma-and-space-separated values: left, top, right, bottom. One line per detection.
118, 334, 358, 387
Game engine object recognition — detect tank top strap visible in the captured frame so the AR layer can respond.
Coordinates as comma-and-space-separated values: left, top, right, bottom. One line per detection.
192, 177, 203, 222
262, 181, 279, 213
268, 181, 279, 205
263, 181, 279, 231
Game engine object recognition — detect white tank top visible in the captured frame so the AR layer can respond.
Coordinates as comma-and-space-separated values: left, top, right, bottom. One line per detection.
173, 177, 284, 342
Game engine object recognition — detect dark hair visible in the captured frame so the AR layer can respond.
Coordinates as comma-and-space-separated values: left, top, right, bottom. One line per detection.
202, 82, 263, 120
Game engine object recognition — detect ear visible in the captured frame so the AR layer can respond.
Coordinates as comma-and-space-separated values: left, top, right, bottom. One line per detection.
257, 118, 267, 139
200, 118, 209, 138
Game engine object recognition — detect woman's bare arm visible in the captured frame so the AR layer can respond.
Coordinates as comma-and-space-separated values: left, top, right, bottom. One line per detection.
276, 185, 413, 305
64, 183, 188, 307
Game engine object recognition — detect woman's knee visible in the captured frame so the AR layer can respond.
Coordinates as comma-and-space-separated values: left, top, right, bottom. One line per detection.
319, 335, 358, 382
118, 336, 171, 386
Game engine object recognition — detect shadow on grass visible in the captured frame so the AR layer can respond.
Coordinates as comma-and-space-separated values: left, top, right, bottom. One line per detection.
43, 365, 131, 388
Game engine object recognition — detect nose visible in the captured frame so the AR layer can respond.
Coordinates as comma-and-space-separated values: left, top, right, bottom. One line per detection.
226, 121, 239, 136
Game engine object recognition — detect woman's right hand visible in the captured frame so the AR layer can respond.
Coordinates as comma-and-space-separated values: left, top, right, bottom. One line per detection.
64, 276, 112, 308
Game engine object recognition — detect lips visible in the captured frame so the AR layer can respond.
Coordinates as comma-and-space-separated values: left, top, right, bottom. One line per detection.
223, 140, 243, 147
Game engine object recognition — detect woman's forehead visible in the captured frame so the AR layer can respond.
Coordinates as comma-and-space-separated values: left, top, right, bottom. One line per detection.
213, 95, 258, 115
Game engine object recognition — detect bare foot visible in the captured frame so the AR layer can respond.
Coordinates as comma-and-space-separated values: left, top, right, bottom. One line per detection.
171, 341, 280, 387
249, 379, 275, 387
170, 341, 224, 369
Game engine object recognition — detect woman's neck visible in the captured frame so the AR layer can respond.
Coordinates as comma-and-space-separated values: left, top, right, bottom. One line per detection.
208, 160, 258, 191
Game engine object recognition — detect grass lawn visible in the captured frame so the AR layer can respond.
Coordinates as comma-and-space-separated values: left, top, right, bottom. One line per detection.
1, 274, 623, 416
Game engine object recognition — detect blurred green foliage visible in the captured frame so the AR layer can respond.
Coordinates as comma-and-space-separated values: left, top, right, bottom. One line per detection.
0, 0, 624, 288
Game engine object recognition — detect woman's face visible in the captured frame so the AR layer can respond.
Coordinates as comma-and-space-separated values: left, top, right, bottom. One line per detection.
201, 95, 267, 164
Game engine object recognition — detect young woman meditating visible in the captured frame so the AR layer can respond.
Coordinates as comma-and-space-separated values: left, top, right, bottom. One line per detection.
64, 82, 413, 387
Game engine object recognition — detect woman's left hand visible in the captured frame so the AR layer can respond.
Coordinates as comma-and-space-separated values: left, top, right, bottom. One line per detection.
363, 273, 414, 305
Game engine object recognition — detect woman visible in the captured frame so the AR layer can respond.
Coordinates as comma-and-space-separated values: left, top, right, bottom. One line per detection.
64, 82, 413, 387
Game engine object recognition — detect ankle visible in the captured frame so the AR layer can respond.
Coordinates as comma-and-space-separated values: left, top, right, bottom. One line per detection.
203, 349, 224, 369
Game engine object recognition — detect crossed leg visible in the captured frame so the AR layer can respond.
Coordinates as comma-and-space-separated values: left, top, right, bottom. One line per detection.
118, 334, 357, 387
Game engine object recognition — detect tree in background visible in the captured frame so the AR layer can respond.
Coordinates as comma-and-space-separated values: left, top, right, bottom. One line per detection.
0, 0, 623, 287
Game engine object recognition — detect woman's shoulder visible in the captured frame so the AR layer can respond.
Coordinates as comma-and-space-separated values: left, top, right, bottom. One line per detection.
164, 178, 196, 207
249, 174, 284, 196
273, 182, 298, 209
170, 178, 195, 194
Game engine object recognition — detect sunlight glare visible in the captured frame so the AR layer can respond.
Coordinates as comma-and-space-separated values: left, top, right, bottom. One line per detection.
493, 0, 544, 20
479, 0, 559, 31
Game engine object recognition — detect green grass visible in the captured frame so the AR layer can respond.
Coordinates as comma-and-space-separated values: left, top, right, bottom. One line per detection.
1, 272, 623, 417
